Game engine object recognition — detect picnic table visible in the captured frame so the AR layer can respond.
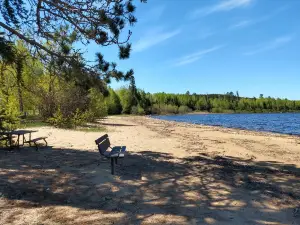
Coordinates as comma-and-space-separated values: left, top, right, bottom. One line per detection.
0, 130, 48, 150
0, 130, 37, 148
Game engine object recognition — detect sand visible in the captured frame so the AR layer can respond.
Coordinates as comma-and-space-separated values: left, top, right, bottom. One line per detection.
0, 116, 299, 225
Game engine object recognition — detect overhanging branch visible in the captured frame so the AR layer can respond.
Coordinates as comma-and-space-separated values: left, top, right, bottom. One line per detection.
0, 21, 70, 59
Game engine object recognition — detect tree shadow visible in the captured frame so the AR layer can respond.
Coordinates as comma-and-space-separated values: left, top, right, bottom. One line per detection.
100, 122, 136, 127
0, 147, 299, 224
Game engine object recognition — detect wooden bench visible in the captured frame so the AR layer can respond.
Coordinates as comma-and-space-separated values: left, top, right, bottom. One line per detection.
95, 134, 126, 175
24, 137, 48, 150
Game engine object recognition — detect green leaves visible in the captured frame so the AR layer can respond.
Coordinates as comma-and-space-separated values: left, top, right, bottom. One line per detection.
0, 34, 15, 62
119, 43, 131, 59
0, 0, 146, 84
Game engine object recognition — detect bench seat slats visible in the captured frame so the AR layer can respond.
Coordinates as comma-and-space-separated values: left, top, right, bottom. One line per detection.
24, 137, 47, 143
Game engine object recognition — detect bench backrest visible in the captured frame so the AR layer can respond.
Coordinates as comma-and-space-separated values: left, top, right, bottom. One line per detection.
95, 134, 111, 155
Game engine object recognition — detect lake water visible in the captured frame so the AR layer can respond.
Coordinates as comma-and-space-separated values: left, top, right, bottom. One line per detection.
153, 113, 300, 135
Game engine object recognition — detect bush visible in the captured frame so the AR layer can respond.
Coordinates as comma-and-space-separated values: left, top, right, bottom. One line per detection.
106, 88, 122, 115
130, 105, 145, 115
211, 108, 223, 113
131, 106, 138, 115
47, 108, 68, 128
88, 88, 108, 121
178, 105, 192, 114
137, 105, 145, 115
0, 98, 20, 130
160, 104, 178, 114
71, 108, 88, 128
150, 104, 161, 115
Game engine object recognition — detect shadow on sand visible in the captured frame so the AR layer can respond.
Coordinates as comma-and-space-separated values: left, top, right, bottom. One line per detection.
0, 146, 299, 224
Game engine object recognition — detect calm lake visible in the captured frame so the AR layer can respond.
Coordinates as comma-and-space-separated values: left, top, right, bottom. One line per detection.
153, 113, 300, 135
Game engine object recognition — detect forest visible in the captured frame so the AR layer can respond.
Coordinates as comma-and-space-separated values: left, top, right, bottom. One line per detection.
110, 88, 300, 115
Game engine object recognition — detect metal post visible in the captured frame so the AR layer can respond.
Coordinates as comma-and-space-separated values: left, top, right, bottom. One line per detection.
17, 135, 20, 149
111, 158, 115, 175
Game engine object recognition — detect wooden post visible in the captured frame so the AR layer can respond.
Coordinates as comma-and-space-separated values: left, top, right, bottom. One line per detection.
111, 158, 115, 175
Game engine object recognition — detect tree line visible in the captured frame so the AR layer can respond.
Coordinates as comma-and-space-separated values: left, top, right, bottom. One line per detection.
111, 89, 300, 115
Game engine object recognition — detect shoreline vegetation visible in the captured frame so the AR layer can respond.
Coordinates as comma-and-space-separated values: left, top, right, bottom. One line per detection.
1, 43, 299, 130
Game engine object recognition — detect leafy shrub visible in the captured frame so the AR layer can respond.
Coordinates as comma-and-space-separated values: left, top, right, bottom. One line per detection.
150, 104, 161, 115
131, 106, 138, 115
47, 108, 68, 128
211, 108, 223, 113
71, 108, 88, 128
106, 88, 122, 115
137, 105, 145, 115
178, 105, 192, 114
87, 88, 108, 121
0, 98, 20, 130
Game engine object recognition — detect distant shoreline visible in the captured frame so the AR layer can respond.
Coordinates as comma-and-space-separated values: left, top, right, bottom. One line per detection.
148, 111, 300, 116
150, 113, 300, 137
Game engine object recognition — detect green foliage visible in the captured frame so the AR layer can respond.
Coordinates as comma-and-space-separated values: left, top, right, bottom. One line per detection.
130, 106, 138, 115
87, 88, 108, 121
137, 105, 145, 115
117, 87, 132, 114
112, 87, 300, 115
106, 88, 122, 115
71, 108, 88, 128
178, 105, 192, 114
0, 0, 145, 86
47, 108, 68, 128
47, 87, 108, 128
0, 96, 20, 130
131, 105, 145, 115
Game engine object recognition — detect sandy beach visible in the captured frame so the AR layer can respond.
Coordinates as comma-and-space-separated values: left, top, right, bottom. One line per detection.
1, 116, 299, 225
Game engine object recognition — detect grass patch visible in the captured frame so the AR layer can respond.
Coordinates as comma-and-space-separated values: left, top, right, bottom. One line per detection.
20, 116, 50, 128
20, 121, 50, 128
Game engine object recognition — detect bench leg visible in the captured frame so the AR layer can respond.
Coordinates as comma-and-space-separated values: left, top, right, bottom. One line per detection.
115, 158, 118, 164
111, 158, 115, 175
34, 142, 38, 151
17, 135, 20, 149
44, 139, 48, 146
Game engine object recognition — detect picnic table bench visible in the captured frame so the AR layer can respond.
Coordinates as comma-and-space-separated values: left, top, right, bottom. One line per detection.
24, 137, 48, 150
95, 134, 126, 175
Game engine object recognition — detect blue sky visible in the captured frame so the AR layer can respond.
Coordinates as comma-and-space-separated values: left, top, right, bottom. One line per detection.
84, 0, 300, 99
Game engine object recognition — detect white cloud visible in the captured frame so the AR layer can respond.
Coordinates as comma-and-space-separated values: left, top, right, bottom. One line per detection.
229, 20, 254, 29
244, 35, 294, 56
133, 28, 181, 52
191, 0, 253, 18
174, 45, 225, 66
229, 6, 289, 30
